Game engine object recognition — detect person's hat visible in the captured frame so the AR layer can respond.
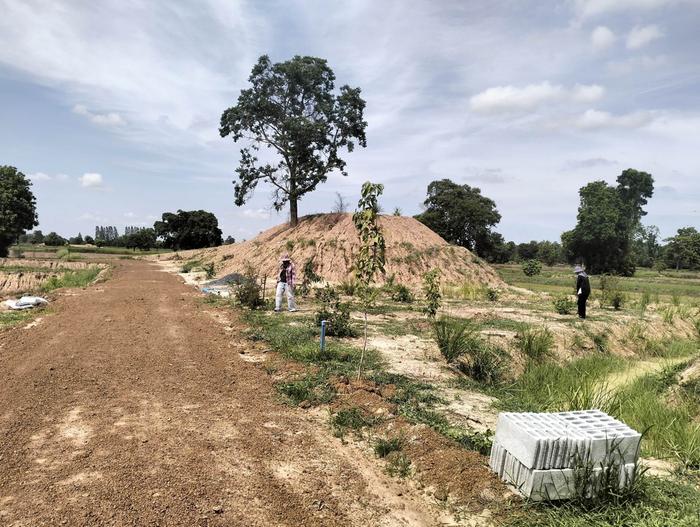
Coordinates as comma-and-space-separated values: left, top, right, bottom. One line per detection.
281, 254, 291, 261
574, 265, 584, 274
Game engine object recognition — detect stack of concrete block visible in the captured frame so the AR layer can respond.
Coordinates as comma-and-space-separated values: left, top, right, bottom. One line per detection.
489, 410, 641, 501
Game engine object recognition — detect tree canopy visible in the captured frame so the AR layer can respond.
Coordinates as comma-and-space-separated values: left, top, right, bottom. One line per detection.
664, 227, 700, 270
414, 179, 501, 257
562, 169, 654, 275
220, 55, 367, 226
0, 165, 38, 256
154, 210, 222, 250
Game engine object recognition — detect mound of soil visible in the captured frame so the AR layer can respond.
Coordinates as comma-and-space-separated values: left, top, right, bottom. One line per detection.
171, 214, 503, 288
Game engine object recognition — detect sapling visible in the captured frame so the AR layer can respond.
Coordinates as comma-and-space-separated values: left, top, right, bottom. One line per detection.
352, 182, 386, 379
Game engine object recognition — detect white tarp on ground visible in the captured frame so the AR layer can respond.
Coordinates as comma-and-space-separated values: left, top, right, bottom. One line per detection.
3, 296, 49, 310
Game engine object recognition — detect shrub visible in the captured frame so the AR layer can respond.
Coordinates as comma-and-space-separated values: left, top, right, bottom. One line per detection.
553, 295, 576, 315
298, 258, 322, 297
202, 262, 215, 279
374, 436, 404, 458
234, 267, 265, 309
385, 452, 412, 478
486, 287, 500, 302
600, 274, 625, 310
522, 259, 542, 277
314, 285, 355, 337
517, 326, 554, 362
180, 260, 199, 273
338, 279, 357, 296
391, 284, 414, 303
422, 269, 441, 318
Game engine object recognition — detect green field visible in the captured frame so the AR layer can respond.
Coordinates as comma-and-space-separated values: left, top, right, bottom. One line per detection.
496, 263, 700, 303
12, 244, 172, 256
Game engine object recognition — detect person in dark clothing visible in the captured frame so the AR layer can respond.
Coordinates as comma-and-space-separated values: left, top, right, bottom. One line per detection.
574, 265, 591, 319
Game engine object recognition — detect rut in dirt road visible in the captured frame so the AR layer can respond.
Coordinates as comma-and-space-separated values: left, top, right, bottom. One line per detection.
0, 260, 443, 526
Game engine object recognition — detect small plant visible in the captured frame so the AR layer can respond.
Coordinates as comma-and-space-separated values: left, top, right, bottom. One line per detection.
671, 292, 681, 306
202, 262, 215, 279
661, 306, 676, 324
338, 279, 357, 296
285, 240, 295, 252
385, 452, 412, 478
374, 436, 405, 458
234, 266, 265, 309
517, 326, 554, 362
639, 290, 651, 313
422, 269, 441, 318
314, 285, 355, 337
553, 295, 576, 315
391, 284, 414, 303
486, 287, 500, 301
180, 260, 199, 273
298, 258, 322, 297
458, 341, 505, 385
330, 407, 377, 439
522, 259, 542, 277
600, 274, 625, 310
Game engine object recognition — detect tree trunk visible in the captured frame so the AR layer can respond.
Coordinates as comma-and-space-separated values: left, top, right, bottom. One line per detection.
289, 196, 298, 227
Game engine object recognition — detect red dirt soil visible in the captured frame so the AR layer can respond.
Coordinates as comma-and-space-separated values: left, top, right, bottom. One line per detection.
0, 260, 459, 526
163, 214, 503, 288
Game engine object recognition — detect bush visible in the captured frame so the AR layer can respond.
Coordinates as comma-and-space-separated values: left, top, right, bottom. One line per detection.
553, 295, 576, 315
234, 267, 265, 309
517, 326, 554, 362
298, 258, 322, 297
391, 284, 414, 303
338, 279, 357, 296
422, 269, 441, 318
374, 436, 404, 458
202, 262, 215, 279
600, 274, 626, 310
314, 285, 355, 337
486, 287, 500, 301
522, 259, 542, 277
180, 260, 199, 273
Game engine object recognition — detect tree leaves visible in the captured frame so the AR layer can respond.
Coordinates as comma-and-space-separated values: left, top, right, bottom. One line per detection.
0, 165, 38, 256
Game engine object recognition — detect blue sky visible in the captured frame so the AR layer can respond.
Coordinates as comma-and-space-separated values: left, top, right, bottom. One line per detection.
1, 0, 699, 242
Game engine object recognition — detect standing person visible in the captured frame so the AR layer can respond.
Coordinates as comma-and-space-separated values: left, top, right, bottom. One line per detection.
574, 265, 591, 319
275, 254, 297, 312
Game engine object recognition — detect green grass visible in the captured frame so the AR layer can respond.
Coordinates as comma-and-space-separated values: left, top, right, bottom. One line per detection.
496, 264, 700, 303
0, 310, 37, 328
41, 267, 102, 291
500, 477, 700, 527
14, 244, 171, 256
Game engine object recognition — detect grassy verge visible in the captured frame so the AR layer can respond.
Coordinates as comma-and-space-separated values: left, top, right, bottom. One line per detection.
41, 267, 102, 291
13, 244, 172, 256
0, 310, 38, 328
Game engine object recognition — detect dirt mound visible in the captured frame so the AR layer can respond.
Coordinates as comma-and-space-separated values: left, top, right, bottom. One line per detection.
170, 214, 503, 288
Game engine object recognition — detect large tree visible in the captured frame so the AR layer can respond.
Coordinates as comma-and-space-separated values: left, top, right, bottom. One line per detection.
154, 210, 222, 250
415, 179, 501, 256
664, 227, 700, 270
0, 166, 38, 256
562, 169, 654, 275
219, 55, 367, 226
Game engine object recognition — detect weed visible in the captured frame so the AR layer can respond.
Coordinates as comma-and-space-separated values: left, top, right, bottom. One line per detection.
486, 287, 500, 301
516, 326, 554, 362
391, 284, 415, 303
672, 292, 681, 306
422, 269, 441, 318
277, 374, 335, 406
285, 240, 295, 252
234, 267, 265, 310
202, 262, 215, 279
553, 295, 576, 315
314, 285, 355, 337
433, 317, 479, 364
661, 306, 676, 324
582, 326, 609, 354
338, 279, 357, 296
42, 267, 101, 291
385, 452, 412, 478
330, 407, 378, 439
374, 436, 405, 458
180, 260, 199, 273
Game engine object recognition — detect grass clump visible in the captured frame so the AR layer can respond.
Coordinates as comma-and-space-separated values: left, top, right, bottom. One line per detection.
516, 326, 554, 362
433, 316, 479, 363
180, 260, 200, 273
330, 407, 378, 439
277, 374, 335, 406
374, 436, 405, 458
385, 452, 412, 478
391, 284, 415, 303
202, 262, 215, 279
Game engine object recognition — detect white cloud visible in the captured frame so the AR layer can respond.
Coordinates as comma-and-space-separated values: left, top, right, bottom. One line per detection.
470, 82, 604, 113
574, 109, 653, 129
607, 54, 668, 75
240, 208, 270, 220
123, 212, 137, 218
79, 172, 104, 188
626, 25, 663, 49
73, 104, 125, 126
590, 26, 616, 50
29, 172, 52, 181
575, 0, 681, 18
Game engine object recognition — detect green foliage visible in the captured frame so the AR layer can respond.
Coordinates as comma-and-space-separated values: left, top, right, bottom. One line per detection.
202, 262, 215, 279
374, 436, 404, 458
154, 209, 223, 250
330, 407, 378, 438
338, 279, 357, 296
180, 260, 200, 273
433, 317, 479, 363
220, 55, 367, 226
600, 274, 626, 310
486, 287, 500, 301
385, 452, 412, 478
298, 257, 322, 297
42, 267, 101, 291
422, 269, 441, 318
314, 285, 355, 337
517, 326, 554, 362
562, 169, 654, 276
664, 227, 700, 270
0, 166, 38, 257
521, 259, 542, 277
234, 267, 265, 309
43, 232, 66, 246
391, 284, 415, 303
553, 294, 576, 315
414, 178, 501, 257
277, 374, 335, 406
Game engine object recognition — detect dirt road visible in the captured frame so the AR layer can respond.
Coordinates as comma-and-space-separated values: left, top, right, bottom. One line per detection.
0, 260, 443, 526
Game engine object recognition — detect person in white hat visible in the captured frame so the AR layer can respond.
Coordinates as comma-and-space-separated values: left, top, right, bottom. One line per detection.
275, 254, 297, 312
574, 265, 591, 319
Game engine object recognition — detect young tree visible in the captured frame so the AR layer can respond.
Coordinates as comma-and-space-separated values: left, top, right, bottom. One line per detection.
562, 169, 654, 276
0, 166, 38, 256
352, 182, 385, 379
154, 210, 223, 250
415, 179, 501, 257
220, 55, 368, 226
